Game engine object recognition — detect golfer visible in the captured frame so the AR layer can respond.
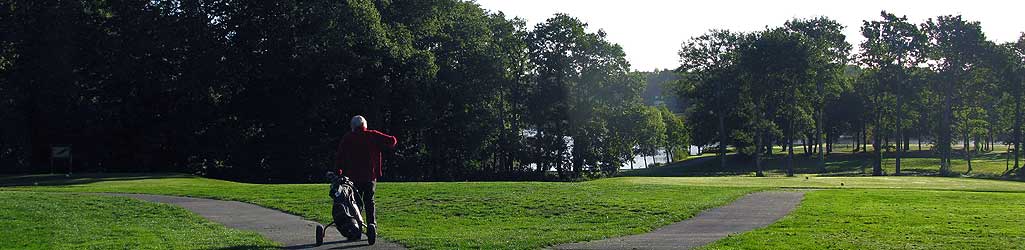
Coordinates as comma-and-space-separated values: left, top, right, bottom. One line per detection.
335, 115, 397, 244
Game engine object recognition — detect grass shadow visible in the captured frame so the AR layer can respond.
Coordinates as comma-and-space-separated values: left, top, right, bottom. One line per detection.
0, 172, 192, 187
622, 149, 1025, 181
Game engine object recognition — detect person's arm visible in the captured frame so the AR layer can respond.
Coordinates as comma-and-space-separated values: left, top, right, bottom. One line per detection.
370, 130, 398, 150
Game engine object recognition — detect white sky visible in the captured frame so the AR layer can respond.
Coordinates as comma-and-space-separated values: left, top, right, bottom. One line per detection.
474, 0, 1025, 71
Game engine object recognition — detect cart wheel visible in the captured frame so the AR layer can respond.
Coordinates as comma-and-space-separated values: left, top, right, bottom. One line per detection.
315, 224, 325, 246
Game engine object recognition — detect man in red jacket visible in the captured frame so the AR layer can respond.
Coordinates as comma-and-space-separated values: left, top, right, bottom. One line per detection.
335, 115, 396, 244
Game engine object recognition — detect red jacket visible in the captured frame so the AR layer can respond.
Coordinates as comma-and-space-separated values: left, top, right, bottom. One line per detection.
335, 128, 397, 182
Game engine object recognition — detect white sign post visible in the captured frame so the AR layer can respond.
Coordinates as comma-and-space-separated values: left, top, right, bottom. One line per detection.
51, 145, 73, 175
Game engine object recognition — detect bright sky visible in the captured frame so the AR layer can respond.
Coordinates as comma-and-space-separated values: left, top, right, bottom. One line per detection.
474, 0, 1024, 71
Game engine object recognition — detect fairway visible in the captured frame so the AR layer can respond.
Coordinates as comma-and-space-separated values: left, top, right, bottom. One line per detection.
627, 151, 1021, 178
703, 190, 1025, 250
0, 191, 277, 250
607, 176, 1025, 192
2, 175, 758, 249
6, 173, 1025, 249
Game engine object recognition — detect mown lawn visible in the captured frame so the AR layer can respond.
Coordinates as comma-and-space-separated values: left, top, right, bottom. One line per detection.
1, 175, 759, 250
627, 149, 1019, 178
606, 176, 1025, 192
0, 191, 277, 250
702, 189, 1025, 250
5, 173, 1025, 249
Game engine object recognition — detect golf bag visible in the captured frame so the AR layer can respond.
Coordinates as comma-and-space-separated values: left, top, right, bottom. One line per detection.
317, 172, 366, 243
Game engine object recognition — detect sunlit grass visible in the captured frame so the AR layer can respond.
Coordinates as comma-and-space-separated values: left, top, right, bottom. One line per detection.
604, 176, 1025, 192
6, 172, 1025, 249
0, 191, 277, 250
703, 189, 1025, 250
2, 175, 757, 250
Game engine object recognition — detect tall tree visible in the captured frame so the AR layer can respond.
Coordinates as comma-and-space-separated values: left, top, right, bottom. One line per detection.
786, 17, 852, 173
859, 11, 927, 175
924, 15, 988, 175
526, 14, 642, 178
739, 28, 813, 177
1005, 34, 1025, 173
659, 105, 689, 162
677, 30, 744, 170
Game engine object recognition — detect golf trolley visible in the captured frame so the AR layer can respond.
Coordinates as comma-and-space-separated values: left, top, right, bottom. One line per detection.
315, 171, 377, 246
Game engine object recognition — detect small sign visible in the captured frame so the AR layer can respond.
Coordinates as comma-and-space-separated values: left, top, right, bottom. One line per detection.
52, 146, 71, 159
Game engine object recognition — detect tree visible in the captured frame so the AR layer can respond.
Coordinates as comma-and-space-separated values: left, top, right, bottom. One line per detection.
659, 106, 689, 162
739, 28, 814, 177
786, 17, 852, 173
526, 14, 643, 178
1001, 34, 1025, 173
677, 30, 744, 170
859, 11, 928, 175
924, 15, 989, 175
636, 106, 667, 167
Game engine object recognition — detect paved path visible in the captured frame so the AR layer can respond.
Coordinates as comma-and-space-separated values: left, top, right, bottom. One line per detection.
552, 191, 805, 250
104, 193, 406, 250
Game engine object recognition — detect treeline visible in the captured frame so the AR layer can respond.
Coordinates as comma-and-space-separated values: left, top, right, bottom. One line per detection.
678, 12, 1025, 177
0, 0, 687, 182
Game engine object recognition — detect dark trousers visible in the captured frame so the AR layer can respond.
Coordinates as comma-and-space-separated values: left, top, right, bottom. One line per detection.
354, 181, 376, 225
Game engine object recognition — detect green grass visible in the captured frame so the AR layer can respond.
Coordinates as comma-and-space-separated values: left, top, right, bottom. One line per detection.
6, 172, 1025, 249
888, 153, 1014, 176
605, 176, 1025, 192
0, 191, 277, 250
626, 149, 1019, 178
703, 189, 1025, 250
2, 174, 759, 250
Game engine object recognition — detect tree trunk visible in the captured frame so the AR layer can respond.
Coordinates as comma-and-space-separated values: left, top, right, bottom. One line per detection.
986, 130, 992, 152
802, 137, 809, 155
718, 79, 727, 170
826, 132, 832, 154
786, 120, 795, 177
1015, 94, 1021, 170
816, 78, 825, 171
854, 129, 860, 152
817, 114, 826, 172
965, 119, 972, 174
862, 123, 869, 152
939, 78, 954, 175
904, 135, 910, 151
884, 136, 889, 152
666, 146, 672, 164
896, 95, 903, 175
756, 129, 764, 177
1006, 143, 1011, 173
873, 113, 883, 176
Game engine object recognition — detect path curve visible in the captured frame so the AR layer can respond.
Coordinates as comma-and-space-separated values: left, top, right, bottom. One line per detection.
552, 191, 804, 250
104, 193, 406, 250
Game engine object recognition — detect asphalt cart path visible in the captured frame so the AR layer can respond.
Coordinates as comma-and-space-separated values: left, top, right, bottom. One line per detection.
552, 191, 805, 250
104, 193, 406, 250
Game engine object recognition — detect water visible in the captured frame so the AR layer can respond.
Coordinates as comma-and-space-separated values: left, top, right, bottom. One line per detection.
621, 149, 671, 169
